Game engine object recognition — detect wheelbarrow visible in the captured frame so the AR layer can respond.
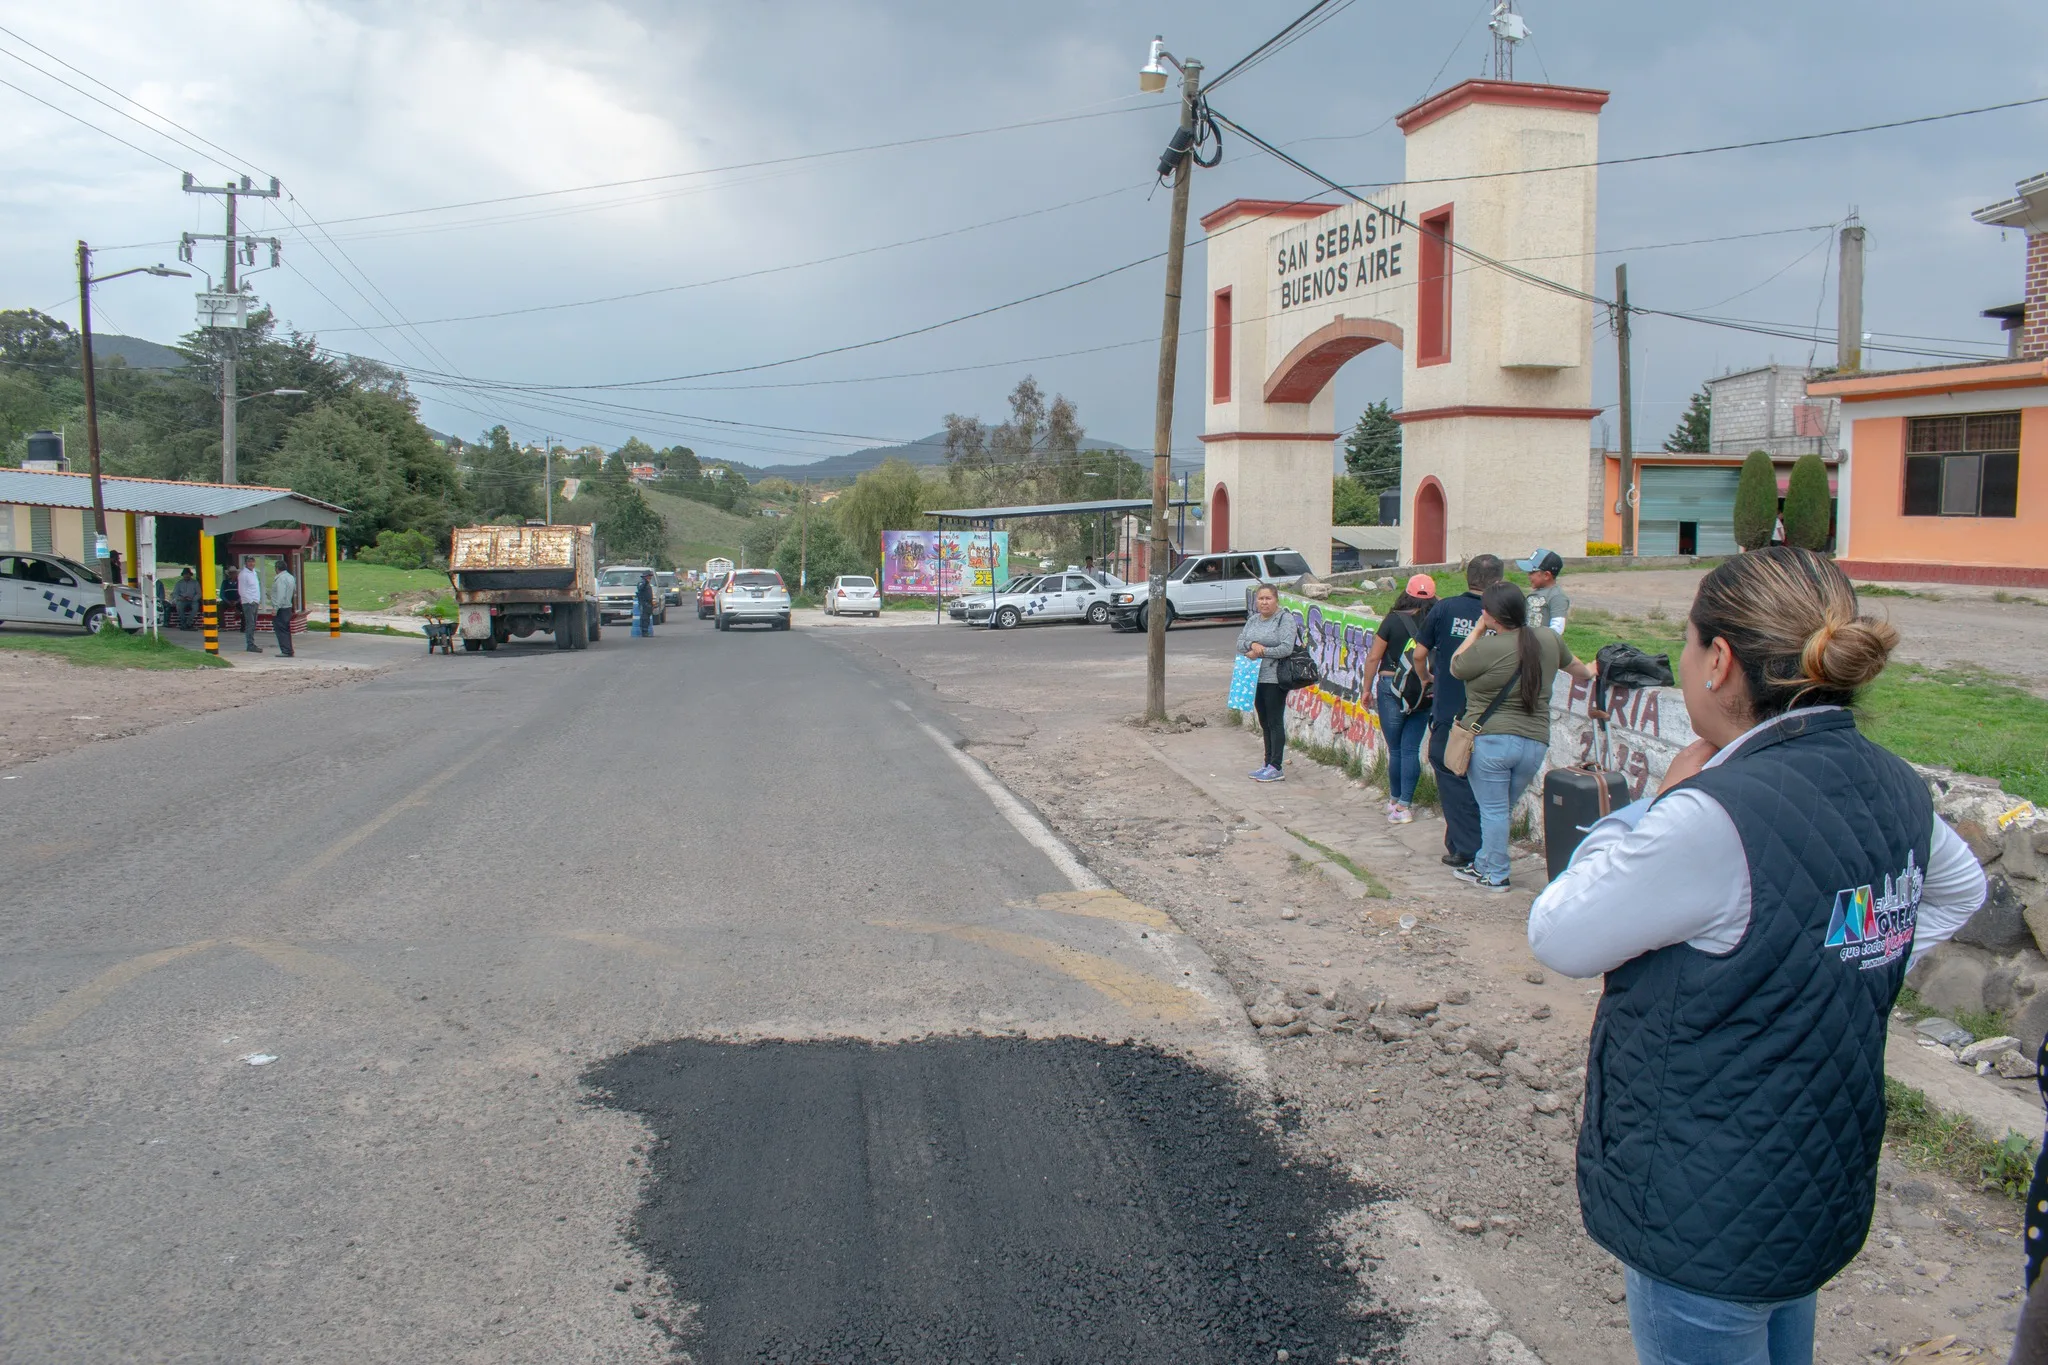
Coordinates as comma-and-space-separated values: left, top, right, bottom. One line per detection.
423, 620, 458, 655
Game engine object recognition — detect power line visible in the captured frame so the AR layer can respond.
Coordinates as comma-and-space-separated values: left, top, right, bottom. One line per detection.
0, 73, 183, 171
1202, 0, 1351, 93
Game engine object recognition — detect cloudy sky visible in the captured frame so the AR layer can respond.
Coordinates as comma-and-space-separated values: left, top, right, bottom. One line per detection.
3, 0, 2043, 470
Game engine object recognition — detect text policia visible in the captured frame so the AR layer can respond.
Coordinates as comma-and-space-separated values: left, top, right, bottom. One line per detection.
1274, 199, 1407, 311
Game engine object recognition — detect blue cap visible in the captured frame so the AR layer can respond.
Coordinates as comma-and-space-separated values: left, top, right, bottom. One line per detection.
1517, 549, 1563, 574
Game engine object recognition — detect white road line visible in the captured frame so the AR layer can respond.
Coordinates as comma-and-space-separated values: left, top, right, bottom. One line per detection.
902, 704, 1105, 892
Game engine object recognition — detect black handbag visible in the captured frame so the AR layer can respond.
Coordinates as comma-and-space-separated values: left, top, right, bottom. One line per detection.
1274, 621, 1321, 691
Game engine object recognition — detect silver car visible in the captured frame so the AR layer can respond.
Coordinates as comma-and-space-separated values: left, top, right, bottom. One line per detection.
716, 569, 791, 631
822, 574, 881, 616
596, 566, 660, 625
0, 552, 148, 634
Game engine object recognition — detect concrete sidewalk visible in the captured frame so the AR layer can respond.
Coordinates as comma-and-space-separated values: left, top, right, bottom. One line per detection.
163, 623, 426, 672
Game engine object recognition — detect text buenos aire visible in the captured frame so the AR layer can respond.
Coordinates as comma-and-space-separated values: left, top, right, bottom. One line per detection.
1275, 203, 1406, 310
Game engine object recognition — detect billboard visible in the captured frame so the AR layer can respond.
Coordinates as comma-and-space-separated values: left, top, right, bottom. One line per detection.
881, 531, 1009, 596
1277, 592, 1384, 759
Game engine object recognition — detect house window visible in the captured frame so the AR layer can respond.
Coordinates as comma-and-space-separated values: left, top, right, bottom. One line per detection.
1416, 205, 1454, 366
1212, 288, 1232, 402
1903, 412, 2019, 517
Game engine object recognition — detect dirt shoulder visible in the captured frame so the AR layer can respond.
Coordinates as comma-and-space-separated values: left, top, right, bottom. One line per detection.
838, 622, 2031, 1362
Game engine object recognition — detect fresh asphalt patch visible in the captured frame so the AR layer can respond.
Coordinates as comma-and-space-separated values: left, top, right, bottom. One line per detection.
586, 1035, 1400, 1364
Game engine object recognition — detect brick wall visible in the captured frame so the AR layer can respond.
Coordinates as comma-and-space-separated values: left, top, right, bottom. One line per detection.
2025, 232, 2047, 361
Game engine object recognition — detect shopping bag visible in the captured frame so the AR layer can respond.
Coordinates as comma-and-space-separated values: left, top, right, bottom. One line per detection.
1227, 653, 1260, 711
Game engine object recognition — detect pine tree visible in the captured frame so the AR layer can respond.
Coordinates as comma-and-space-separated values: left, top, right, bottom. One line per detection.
1732, 450, 1779, 551
1343, 400, 1402, 494
1664, 386, 1712, 453
1782, 453, 1832, 550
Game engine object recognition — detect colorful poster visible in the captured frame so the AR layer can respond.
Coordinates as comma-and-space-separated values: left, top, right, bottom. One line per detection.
1276, 592, 1384, 757
881, 531, 1009, 596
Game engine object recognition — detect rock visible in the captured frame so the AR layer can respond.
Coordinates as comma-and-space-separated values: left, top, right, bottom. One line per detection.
2013, 993, 2048, 1054
1532, 1092, 1566, 1114
1464, 1032, 1507, 1064
1465, 1066, 1504, 1083
1308, 1007, 1346, 1030
1276, 1019, 1312, 1038
1248, 1003, 1299, 1028
1279, 906, 1299, 921
1914, 1017, 1974, 1049
1450, 1215, 1483, 1234
1956, 819, 2001, 865
1524, 969, 1547, 985
1958, 1035, 2025, 1065
2010, 822, 2041, 879
1986, 962, 2026, 1015
1397, 997, 1440, 1017
1997, 1049, 2037, 1080
1954, 875, 2035, 955
1486, 1214, 1523, 1234
1371, 1017, 1416, 1043
1443, 988, 1472, 1005
1506, 1054, 1547, 1087
1529, 1004, 1552, 1021
1297, 577, 1332, 601
1283, 988, 1312, 1009
1906, 944, 1996, 1017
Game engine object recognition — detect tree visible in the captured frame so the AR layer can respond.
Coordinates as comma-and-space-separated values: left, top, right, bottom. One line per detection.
1782, 453, 1832, 550
593, 487, 667, 565
1664, 386, 1712, 453
1343, 400, 1401, 494
834, 458, 930, 574
663, 445, 700, 477
740, 513, 787, 569
774, 515, 866, 594
466, 426, 544, 523
1732, 450, 1779, 550
1333, 475, 1378, 525
0, 309, 77, 371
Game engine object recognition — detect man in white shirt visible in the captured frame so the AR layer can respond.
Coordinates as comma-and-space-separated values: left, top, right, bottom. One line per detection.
269, 558, 297, 657
236, 557, 263, 653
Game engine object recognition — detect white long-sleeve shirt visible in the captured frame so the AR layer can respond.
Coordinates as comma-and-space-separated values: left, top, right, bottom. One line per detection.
237, 567, 261, 607
1529, 706, 1987, 979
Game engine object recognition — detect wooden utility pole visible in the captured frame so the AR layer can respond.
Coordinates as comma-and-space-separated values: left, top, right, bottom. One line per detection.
798, 481, 810, 591
1145, 56, 1202, 723
76, 241, 115, 615
1614, 263, 1636, 557
182, 175, 281, 483
1837, 215, 1866, 372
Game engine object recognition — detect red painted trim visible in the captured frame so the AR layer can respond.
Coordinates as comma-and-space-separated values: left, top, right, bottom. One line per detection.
1392, 405, 1602, 424
1396, 79, 1610, 136
1199, 198, 1335, 232
1264, 316, 1404, 404
1415, 203, 1454, 367
1412, 476, 1448, 564
1212, 287, 1233, 404
1836, 559, 2048, 588
1198, 431, 1340, 443
1806, 358, 2048, 402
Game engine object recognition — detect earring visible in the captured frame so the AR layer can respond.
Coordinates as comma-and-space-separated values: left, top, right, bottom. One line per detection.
1706, 680, 1716, 691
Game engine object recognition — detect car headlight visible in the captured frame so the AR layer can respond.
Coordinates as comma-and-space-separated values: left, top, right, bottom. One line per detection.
1113, 592, 1134, 605
120, 592, 143, 606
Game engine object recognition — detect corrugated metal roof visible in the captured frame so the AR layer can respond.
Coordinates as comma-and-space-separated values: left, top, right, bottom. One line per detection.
926, 497, 1199, 521
1331, 526, 1401, 550
0, 468, 345, 517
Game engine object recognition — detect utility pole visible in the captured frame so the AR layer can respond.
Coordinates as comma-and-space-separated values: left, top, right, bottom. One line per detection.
1836, 213, 1865, 372
76, 242, 113, 612
544, 437, 553, 524
182, 174, 282, 483
1614, 263, 1636, 557
1145, 52, 1202, 724
798, 481, 810, 592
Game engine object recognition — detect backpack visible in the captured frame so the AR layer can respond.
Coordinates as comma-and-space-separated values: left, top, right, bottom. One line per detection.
1388, 622, 1432, 716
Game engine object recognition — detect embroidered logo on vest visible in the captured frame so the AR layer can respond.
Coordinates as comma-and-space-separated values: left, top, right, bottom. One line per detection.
1823, 851, 1924, 970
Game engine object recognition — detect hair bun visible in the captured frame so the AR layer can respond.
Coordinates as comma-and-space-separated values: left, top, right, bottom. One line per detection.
1801, 614, 1896, 692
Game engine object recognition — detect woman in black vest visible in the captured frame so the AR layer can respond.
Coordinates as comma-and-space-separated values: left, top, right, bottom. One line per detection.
1529, 548, 1986, 1365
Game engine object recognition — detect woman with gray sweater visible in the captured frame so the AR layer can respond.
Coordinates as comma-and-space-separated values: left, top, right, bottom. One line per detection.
1236, 584, 1298, 782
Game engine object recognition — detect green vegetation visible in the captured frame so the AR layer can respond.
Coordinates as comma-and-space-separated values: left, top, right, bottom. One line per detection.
1286, 829, 1392, 898
1883, 1077, 2035, 1200
1893, 985, 2010, 1044
1333, 475, 1379, 526
1342, 398, 1401, 497
1663, 386, 1712, 454
0, 627, 227, 669
1782, 453, 1831, 550
637, 487, 753, 568
356, 527, 441, 569
1733, 450, 1778, 550
1860, 664, 2048, 804
336, 562, 447, 613
828, 458, 931, 578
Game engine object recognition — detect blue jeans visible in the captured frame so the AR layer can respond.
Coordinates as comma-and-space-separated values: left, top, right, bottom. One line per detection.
1625, 1267, 1816, 1365
1374, 677, 1426, 804
1470, 732, 1549, 882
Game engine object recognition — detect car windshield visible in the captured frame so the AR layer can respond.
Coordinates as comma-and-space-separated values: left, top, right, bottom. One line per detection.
55, 557, 103, 584
995, 575, 1040, 594
598, 569, 644, 587
656, 573, 675, 586
703, 574, 729, 590
730, 571, 782, 589
839, 576, 874, 588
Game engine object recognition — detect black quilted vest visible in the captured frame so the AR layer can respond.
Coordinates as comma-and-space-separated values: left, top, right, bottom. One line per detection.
1576, 708, 1932, 1301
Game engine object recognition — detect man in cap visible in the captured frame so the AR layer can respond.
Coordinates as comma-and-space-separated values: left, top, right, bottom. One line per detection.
1517, 549, 1571, 633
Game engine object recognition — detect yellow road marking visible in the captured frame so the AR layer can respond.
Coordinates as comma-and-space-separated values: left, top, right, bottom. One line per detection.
8, 940, 219, 1048
1019, 889, 1176, 931
557, 930, 690, 964
229, 937, 408, 1011
9, 839, 96, 867
872, 919, 1192, 1018
277, 741, 501, 891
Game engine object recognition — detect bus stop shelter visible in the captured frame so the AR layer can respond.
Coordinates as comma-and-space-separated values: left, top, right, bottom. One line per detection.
923, 496, 1198, 624
0, 468, 347, 654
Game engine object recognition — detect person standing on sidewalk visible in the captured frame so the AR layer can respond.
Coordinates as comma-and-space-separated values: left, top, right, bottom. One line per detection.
1413, 554, 1501, 869
1448, 582, 1595, 889
1236, 584, 1297, 783
1517, 549, 1572, 631
636, 570, 657, 637
1528, 547, 1986, 1365
268, 558, 297, 657
236, 557, 263, 653
1358, 574, 1436, 823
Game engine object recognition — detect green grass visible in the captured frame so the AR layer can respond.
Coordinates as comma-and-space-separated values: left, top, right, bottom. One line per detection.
639, 488, 755, 568
335, 562, 447, 612
1893, 985, 2010, 1043
1286, 828, 1392, 897
0, 628, 228, 669
1884, 1077, 2036, 1199
1860, 664, 2048, 804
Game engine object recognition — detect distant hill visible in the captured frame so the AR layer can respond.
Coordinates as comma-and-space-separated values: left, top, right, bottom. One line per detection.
750, 432, 1193, 485
95, 334, 187, 371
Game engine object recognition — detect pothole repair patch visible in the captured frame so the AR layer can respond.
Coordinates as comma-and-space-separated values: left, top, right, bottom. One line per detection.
586, 1035, 1402, 1364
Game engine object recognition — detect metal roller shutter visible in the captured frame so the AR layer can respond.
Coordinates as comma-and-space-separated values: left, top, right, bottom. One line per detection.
1637, 467, 1740, 556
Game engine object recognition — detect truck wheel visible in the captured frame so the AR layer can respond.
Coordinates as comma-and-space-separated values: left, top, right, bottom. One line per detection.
554, 605, 575, 650
481, 636, 498, 651
463, 639, 482, 653
568, 603, 590, 650
586, 606, 601, 643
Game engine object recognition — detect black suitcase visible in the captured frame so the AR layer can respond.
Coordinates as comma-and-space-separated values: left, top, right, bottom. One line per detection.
1543, 764, 1631, 879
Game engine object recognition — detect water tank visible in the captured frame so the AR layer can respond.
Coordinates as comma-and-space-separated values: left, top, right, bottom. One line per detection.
1378, 490, 1400, 526
24, 430, 67, 470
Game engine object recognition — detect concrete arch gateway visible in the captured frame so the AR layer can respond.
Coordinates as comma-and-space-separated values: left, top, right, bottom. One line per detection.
1199, 79, 1608, 572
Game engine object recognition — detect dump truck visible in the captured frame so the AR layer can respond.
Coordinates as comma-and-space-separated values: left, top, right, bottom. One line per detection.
448, 523, 602, 652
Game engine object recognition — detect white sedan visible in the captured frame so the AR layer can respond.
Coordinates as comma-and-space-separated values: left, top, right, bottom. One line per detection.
949, 570, 1122, 629
822, 574, 881, 616
0, 552, 148, 634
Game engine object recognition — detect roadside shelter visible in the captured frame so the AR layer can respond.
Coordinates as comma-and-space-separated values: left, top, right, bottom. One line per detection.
0, 469, 347, 652
923, 496, 1199, 623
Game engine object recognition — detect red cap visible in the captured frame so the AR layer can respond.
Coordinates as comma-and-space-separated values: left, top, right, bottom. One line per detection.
1405, 573, 1437, 598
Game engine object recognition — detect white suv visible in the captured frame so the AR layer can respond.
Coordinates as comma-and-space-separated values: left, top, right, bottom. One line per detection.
716, 569, 791, 631
1106, 549, 1312, 632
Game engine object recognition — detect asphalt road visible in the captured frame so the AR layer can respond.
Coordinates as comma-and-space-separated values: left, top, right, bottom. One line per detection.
0, 618, 1382, 1362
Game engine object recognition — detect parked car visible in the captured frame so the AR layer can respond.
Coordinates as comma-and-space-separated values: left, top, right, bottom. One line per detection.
0, 551, 147, 634
596, 566, 662, 626
822, 574, 881, 616
716, 569, 791, 631
1106, 549, 1313, 632
950, 569, 1122, 629
656, 571, 681, 606
696, 571, 730, 619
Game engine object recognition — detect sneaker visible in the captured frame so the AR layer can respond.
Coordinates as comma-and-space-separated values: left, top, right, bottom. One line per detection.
1451, 864, 1483, 886
1388, 805, 1413, 825
1480, 875, 1512, 892
1250, 766, 1271, 780
1255, 766, 1285, 783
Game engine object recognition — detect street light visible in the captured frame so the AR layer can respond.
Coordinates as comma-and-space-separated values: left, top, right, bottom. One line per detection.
77, 242, 191, 618
1139, 36, 1174, 93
